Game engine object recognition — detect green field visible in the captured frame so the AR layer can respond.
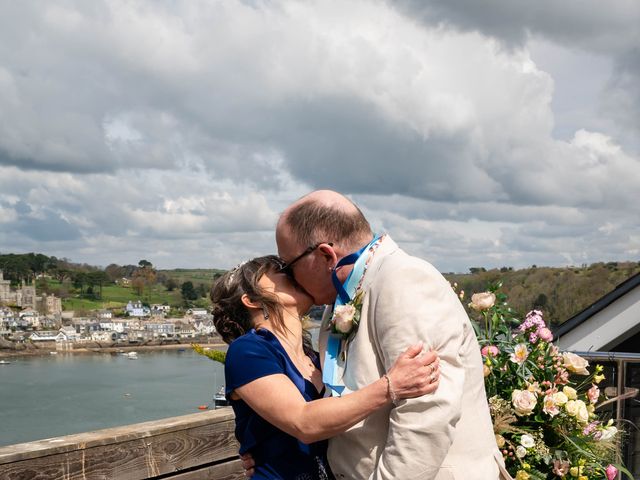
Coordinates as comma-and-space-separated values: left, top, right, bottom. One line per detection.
44, 273, 219, 312
159, 269, 226, 284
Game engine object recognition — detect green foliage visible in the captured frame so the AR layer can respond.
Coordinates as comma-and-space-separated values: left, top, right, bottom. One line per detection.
192, 343, 226, 364
469, 284, 626, 479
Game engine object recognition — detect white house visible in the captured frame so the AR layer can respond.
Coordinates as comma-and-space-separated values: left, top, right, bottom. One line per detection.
97, 310, 113, 320
19, 308, 40, 328
91, 330, 118, 342
186, 308, 209, 318
554, 272, 640, 353
194, 320, 216, 335
125, 301, 150, 317
151, 304, 171, 316
29, 330, 59, 341
56, 326, 82, 342
144, 322, 175, 337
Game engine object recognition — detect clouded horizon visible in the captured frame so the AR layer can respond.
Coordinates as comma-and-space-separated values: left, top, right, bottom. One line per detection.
0, 0, 638, 273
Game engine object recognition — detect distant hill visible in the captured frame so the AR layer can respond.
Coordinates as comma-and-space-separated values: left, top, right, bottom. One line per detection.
445, 261, 640, 326
2, 253, 638, 323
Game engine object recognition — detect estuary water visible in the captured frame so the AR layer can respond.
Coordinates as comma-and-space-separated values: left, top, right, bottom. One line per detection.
0, 349, 224, 447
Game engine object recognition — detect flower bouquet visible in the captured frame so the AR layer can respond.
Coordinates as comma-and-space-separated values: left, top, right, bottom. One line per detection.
465, 283, 630, 480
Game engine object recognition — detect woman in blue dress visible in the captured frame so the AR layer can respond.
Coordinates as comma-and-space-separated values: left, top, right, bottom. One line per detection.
211, 256, 440, 480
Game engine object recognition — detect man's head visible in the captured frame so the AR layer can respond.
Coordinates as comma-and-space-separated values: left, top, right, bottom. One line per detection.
276, 190, 372, 305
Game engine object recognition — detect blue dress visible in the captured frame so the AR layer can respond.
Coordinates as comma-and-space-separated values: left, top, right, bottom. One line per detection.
225, 328, 334, 480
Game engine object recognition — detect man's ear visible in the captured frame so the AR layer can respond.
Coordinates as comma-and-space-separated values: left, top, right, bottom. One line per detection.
317, 243, 338, 268
241, 294, 260, 310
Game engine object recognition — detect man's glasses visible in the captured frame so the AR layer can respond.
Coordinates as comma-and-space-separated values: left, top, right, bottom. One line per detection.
279, 242, 333, 277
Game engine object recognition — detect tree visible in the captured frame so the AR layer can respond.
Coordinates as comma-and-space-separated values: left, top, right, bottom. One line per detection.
138, 259, 153, 269
181, 281, 198, 303
164, 278, 179, 292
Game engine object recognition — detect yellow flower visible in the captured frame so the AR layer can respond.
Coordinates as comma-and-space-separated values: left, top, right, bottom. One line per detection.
495, 434, 505, 448
563, 386, 578, 400
595, 364, 604, 374
570, 466, 579, 477
553, 391, 568, 406
594, 373, 605, 384
515, 470, 530, 480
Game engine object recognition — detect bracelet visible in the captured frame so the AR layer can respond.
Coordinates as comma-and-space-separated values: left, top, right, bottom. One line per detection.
383, 374, 398, 405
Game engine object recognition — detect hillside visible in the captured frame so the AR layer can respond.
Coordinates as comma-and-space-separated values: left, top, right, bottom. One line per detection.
445, 261, 640, 326
2, 253, 638, 322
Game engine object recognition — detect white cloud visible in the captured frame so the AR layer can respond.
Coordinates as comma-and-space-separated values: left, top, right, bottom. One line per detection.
0, 0, 637, 272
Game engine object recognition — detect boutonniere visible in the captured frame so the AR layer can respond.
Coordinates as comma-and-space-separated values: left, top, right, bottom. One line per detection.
329, 290, 364, 361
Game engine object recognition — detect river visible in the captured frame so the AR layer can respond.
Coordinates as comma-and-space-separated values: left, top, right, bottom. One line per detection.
0, 349, 224, 447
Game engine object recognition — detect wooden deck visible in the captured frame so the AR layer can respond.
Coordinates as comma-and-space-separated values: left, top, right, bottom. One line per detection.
0, 408, 243, 480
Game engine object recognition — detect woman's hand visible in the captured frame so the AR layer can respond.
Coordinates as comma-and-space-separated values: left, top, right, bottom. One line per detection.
386, 343, 440, 400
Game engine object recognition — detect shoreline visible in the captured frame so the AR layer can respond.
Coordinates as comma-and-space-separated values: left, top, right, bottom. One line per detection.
0, 341, 227, 358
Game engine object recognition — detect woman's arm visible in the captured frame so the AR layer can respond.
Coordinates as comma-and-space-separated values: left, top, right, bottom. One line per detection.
234, 343, 439, 444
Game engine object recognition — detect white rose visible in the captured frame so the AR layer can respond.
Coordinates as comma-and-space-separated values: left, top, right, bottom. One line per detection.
516, 446, 527, 458
562, 386, 577, 400
512, 389, 537, 416
333, 304, 356, 333
552, 391, 568, 406
575, 400, 589, 423
565, 400, 579, 416
562, 352, 590, 375
469, 292, 496, 311
520, 434, 535, 448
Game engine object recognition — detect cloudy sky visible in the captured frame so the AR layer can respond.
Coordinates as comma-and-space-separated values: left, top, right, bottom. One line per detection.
0, 0, 638, 273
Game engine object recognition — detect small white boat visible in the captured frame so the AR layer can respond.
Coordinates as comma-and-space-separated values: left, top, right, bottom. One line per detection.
0, 360, 11, 365
126, 352, 138, 359
213, 386, 229, 409
49, 352, 58, 355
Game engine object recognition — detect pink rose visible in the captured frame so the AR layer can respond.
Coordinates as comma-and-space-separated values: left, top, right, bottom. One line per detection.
605, 464, 618, 480
538, 327, 553, 342
587, 384, 600, 404
481, 345, 499, 357
512, 389, 537, 416
333, 304, 356, 334
552, 460, 570, 476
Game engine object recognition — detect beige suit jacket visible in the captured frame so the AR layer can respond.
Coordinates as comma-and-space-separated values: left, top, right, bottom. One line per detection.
319, 237, 505, 480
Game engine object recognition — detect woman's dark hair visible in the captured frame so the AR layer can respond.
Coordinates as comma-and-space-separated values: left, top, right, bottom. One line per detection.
211, 255, 313, 354
211, 256, 282, 344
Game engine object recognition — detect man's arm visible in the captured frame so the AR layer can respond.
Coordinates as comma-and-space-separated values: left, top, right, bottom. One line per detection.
370, 258, 467, 480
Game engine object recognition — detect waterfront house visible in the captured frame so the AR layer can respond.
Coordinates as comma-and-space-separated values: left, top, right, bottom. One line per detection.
151, 304, 171, 316
194, 319, 216, 335
91, 330, 118, 342
56, 326, 81, 342
18, 308, 40, 328
125, 300, 150, 317
186, 308, 208, 318
29, 330, 59, 342
144, 322, 175, 338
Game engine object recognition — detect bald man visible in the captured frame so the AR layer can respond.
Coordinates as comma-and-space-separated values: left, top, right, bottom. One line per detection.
275, 190, 506, 480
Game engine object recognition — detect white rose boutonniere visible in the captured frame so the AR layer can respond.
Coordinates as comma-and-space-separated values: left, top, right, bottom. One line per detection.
329, 290, 364, 362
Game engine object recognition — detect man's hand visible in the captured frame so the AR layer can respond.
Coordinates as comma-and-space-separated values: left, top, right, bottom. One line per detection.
239, 452, 255, 478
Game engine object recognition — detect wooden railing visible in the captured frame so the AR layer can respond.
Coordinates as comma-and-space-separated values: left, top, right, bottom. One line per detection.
0, 408, 243, 480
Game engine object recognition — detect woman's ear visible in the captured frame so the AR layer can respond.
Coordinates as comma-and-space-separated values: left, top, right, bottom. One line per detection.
241, 293, 261, 310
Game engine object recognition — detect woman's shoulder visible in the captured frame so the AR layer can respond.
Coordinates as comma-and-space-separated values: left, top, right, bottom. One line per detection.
226, 329, 281, 360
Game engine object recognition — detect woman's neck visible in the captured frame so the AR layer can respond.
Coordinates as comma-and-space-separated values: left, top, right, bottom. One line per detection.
254, 307, 305, 354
